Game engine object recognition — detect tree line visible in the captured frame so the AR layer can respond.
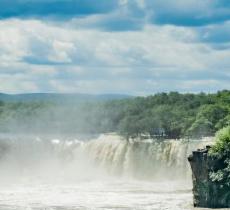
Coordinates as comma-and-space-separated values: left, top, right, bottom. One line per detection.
0, 90, 229, 139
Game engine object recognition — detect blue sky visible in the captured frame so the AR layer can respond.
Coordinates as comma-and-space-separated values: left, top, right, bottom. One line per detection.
0, 0, 229, 95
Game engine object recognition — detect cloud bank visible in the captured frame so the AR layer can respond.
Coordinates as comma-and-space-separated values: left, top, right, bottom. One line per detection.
0, 0, 229, 94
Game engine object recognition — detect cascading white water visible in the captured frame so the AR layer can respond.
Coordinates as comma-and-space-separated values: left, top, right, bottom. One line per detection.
79, 134, 213, 180
0, 133, 214, 210
0, 134, 213, 181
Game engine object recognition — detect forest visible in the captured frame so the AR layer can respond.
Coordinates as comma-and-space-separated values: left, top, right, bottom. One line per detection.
0, 90, 229, 139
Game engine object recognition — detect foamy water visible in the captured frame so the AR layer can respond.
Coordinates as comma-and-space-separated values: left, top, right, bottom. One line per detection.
0, 180, 193, 210
0, 134, 214, 210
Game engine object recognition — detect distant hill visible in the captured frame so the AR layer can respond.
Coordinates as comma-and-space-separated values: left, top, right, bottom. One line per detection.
0, 93, 131, 103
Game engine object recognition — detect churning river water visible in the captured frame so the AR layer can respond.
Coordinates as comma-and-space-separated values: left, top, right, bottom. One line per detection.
0, 134, 218, 210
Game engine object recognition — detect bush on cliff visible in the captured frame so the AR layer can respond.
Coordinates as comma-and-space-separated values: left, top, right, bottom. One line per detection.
210, 126, 230, 155
209, 126, 230, 186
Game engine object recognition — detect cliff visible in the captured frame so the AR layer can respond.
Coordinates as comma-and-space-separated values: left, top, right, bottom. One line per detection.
188, 146, 230, 208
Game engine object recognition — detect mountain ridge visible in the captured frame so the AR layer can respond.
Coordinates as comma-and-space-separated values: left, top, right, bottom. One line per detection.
0, 93, 132, 103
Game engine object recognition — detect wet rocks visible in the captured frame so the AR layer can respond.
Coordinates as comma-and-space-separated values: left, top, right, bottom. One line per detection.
188, 146, 230, 208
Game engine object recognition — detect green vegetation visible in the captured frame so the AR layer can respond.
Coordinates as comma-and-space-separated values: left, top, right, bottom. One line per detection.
210, 126, 230, 155
208, 126, 230, 202
0, 90, 229, 138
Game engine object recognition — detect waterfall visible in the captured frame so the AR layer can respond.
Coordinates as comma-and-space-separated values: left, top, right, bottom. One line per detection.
80, 134, 213, 180
0, 133, 213, 182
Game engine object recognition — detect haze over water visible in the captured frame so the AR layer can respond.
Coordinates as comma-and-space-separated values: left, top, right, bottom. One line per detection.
0, 134, 214, 210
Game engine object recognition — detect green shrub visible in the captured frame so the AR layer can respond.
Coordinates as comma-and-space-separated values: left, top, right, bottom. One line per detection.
210, 126, 230, 155
209, 126, 230, 187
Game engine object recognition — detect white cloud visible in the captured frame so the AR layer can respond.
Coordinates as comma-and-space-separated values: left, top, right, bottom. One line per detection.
0, 73, 39, 93
0, 19, 229, 94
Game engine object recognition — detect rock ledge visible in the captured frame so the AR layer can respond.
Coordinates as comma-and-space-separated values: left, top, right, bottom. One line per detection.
188, 146, 230, 208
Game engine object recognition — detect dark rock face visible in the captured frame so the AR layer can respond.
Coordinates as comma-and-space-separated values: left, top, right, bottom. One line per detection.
188, 146, 230, 208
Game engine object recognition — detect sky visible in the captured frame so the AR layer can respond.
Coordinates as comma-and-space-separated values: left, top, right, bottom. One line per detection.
0, 0, 230, 95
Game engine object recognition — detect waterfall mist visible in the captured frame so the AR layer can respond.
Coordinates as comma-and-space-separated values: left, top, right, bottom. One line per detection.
0, 133, 215, 210
0, 134, 213, 184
